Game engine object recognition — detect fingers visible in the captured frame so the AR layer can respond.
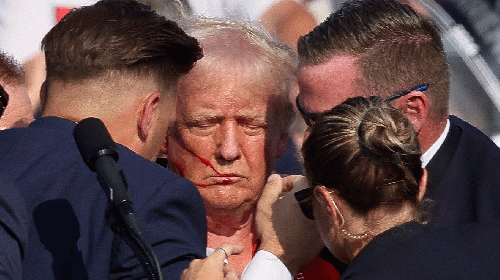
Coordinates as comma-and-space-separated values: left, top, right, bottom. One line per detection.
211, 244, 244, 261
259, 174, 284, 207
282, 175, 305, 192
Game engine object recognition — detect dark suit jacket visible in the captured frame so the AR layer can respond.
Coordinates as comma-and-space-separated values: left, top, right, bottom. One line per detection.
0, 173, 28, 279
341, 221, 500, 279
0, 117, 207, 279
425, 116, 500, 228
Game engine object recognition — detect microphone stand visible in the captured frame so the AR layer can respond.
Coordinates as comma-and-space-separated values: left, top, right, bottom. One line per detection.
96, 161, 163, 280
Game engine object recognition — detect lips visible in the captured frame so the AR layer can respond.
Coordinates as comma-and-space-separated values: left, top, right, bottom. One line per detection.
211, 175, 241, 184
194, 174, 245, 188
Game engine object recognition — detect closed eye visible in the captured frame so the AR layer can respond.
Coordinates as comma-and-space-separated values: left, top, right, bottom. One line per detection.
238, 118, 267, 136
183, 118, 220, 136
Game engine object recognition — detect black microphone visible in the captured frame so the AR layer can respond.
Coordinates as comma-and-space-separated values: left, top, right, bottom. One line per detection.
73, 117, 131, 210
73, 117, 163, 280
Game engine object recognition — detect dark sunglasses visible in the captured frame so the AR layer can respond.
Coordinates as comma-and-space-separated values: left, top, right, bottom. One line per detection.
0, 84, 9, 117
296, 84, 429, 127
294, 187, 315, 220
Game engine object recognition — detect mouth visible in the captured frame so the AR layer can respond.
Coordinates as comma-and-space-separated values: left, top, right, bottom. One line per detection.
195, 174, 244, 188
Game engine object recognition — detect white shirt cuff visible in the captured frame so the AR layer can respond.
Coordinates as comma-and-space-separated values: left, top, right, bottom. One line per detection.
241, 250, 293, 280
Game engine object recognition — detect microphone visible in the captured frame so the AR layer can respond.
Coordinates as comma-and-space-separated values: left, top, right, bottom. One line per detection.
73, 117, 163, 280
73, 117, 131, 210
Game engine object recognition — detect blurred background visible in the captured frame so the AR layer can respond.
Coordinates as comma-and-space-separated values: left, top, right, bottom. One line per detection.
2, 0, 500, 145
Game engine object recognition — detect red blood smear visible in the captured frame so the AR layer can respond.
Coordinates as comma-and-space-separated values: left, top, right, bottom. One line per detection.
183, 146, 233, 187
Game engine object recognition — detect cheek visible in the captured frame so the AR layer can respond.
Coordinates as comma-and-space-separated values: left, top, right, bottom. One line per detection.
166, 138, 188, 177
167, 132, 218, 181
245, 136, 272, 176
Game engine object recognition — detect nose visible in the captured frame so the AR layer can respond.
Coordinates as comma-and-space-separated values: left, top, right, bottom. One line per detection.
217, 121, 241, 162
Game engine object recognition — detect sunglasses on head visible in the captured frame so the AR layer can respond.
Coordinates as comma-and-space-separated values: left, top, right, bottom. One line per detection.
296, 84, 429, 127
0, 84, 9, 117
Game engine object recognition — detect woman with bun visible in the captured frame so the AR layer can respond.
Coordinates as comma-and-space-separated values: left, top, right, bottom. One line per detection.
268, 96, 500, 279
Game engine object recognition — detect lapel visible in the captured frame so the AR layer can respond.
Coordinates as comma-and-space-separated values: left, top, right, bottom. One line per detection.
424, 117, 462, 199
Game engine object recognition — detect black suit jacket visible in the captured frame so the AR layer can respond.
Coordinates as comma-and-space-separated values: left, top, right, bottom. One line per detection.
425, 116, 500, 228
341, 221, 500, 279
0, 117, 207, 279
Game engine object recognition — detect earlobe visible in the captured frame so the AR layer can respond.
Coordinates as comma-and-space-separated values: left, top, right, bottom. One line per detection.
138, 92, 160, 142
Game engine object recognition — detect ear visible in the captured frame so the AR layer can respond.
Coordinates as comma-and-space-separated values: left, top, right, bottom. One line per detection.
417, 168, 428, 202
314, 186, 345, 227
394, 90, 430, 133
138, 92, 161, 142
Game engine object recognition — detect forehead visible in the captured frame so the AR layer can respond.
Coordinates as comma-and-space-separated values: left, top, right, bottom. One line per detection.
298, 55, 361, 113
177, 61, 279, 115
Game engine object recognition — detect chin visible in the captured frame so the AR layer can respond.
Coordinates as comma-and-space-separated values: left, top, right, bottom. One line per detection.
204, 198, 256, 215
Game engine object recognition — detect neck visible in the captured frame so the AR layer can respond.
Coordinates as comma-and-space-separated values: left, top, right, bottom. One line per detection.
418, 116, 447, 153
206, 207, 256, 243
206, 207, 258, 276
342, 203, 418, 263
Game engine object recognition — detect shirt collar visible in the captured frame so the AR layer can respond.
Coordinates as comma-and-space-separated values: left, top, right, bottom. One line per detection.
421, 118, 450, 168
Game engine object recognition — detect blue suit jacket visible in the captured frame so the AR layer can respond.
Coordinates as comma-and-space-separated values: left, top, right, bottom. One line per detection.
0, 117, 207, 279
0, 172, 28, 279
341, 221, 500, 279
425, 116, 500, 228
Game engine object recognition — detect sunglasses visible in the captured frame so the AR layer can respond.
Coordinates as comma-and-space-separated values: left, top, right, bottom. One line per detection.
296, 84, 429, 127
0, 84, 9, 117
294, 187, 315, 220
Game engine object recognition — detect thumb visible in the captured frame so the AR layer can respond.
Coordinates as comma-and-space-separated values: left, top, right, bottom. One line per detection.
259, 174, 284, 207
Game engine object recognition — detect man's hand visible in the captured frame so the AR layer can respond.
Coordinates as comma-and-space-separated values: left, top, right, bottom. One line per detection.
181, 244, 243, 280
255, 174, 323, 276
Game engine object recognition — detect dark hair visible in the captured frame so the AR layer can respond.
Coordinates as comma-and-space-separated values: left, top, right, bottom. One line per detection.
302, 96, 423, 215
0, 51, 25, 86
298, 0, 449, 122
42, 0, 202, 90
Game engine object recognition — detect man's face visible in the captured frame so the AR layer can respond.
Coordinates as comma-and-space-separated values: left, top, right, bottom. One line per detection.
297, 55, 360, 134
166, 64, 286, 214
0, 82, 34, 129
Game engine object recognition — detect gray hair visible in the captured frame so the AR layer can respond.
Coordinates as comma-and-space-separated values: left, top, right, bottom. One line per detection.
180, 17, 297, 133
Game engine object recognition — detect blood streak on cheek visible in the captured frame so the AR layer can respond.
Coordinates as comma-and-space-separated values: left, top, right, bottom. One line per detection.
182, 146, 233, 187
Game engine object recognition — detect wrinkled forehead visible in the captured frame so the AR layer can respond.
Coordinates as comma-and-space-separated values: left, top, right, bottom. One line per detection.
178, 50, 283, 102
